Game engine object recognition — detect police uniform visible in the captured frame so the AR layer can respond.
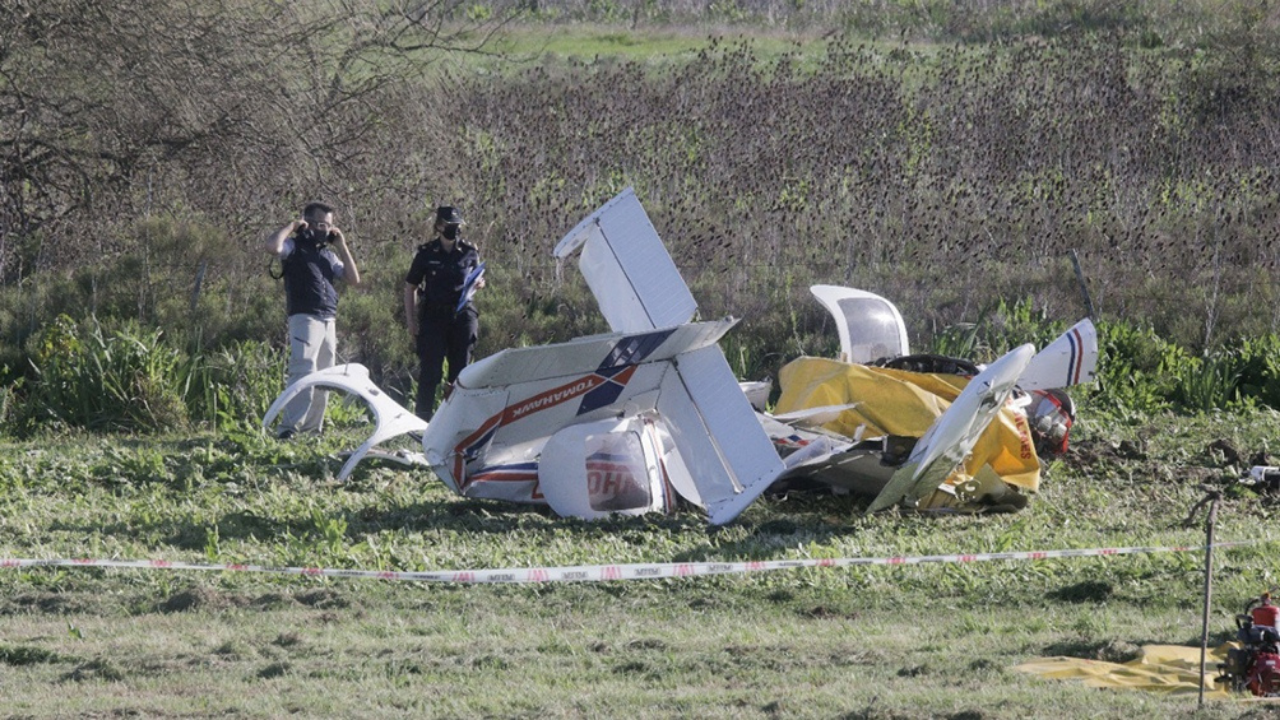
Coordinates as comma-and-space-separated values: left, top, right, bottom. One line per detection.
406, 236, 481, 419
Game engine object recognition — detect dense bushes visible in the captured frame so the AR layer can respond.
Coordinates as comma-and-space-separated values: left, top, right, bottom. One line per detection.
6, 302, 1280, 436
454, 32, 1280, 362
7, 316, 284, 436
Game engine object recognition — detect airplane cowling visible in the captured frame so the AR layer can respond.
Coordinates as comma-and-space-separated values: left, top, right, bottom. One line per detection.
538, 418, 670, 520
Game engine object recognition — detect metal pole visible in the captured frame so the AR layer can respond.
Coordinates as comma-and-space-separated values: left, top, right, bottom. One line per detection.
1069, 249, 1096, 319
1199, 489, 1221, 707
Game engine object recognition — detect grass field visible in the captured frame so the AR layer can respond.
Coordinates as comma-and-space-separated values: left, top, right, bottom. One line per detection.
0, 404, 1277, 717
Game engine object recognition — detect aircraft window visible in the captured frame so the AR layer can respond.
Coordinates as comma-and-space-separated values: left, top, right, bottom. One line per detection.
835, 298, 906, 363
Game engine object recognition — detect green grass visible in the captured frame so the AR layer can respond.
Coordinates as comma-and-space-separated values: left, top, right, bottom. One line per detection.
0, 405, 1277, 716
475, 24, 835, 70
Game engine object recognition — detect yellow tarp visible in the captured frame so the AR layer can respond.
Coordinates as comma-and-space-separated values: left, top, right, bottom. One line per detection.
1014, 644, 1234, 698
774, 357, 1041, 493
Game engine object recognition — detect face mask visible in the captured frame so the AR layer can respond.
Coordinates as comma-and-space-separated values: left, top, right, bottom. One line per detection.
443, 225, 460, 241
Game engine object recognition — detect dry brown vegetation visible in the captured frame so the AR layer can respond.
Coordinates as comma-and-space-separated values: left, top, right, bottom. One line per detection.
3, 0, 1280, 389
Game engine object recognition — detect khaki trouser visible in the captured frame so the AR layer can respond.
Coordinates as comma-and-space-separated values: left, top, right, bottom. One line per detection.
279, 314, 337, 434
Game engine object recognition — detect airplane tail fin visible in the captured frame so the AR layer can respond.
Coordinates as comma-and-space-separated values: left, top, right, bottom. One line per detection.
554, 187, 697, 333
866, 345, 1035, 513
1016, 319, 1098, 391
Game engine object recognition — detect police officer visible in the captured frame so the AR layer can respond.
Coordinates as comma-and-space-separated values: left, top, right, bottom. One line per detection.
265, 201, 361, 438
404, 205, 484, 420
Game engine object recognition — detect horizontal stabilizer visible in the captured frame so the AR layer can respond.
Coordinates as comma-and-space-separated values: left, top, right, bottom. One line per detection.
458, 319, 736, 390
656, 345, 786, 525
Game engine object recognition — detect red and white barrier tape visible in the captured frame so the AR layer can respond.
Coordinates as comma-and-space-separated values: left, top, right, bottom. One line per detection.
0, 541, 1252, 584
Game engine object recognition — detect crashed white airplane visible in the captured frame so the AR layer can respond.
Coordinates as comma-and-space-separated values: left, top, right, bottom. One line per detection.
264, 188, 1097, 524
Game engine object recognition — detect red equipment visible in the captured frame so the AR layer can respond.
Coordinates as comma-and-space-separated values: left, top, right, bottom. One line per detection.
1253, 594, 1280, 629
1247, 651, 1280, 697
1218, 594, 1280, 697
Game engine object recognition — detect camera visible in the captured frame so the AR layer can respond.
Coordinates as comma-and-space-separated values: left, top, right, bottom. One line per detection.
296, 225, 333, 248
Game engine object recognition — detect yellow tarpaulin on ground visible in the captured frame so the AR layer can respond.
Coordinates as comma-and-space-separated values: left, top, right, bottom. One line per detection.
1014, 644, 1235, 698
774, 357, 1041, 493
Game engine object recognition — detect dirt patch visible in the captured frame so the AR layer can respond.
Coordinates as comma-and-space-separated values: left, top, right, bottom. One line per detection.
0, 644, 66, 665
1068, 438, 1144, 468
626, 638, 667, 650
802, 605, 859, 621
159, 586, 248, 613
1047, 580, 1114, 603
250, 592, 298, 610
2, 592, 101, 616
295, 588, 348, 609
1206, 438, 1241, 465
61, 657, 125, 682
1041, 638, 1143, 663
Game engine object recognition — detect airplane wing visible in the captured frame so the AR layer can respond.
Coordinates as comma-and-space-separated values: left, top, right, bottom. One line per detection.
866, 344, 1034, 513
809, 285, 910, 363
455, 320, 733, 390
553, 187, 697, 333
1016, 318, 1098, 390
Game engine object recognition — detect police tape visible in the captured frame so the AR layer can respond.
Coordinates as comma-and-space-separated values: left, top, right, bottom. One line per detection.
0, 541, 1254, 584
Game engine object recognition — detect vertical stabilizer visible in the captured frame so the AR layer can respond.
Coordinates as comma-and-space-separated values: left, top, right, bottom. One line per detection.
554, 188, 697, 332
1016, 318, 1098, 391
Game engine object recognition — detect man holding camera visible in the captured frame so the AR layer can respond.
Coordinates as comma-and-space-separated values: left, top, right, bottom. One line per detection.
265, 201, 361, 438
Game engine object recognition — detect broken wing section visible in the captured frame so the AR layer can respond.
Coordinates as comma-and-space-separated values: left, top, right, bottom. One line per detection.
656, 344, 786, 525
866, 344, 1034, 513
810, 286, 910, 364
553, 187, 697, 333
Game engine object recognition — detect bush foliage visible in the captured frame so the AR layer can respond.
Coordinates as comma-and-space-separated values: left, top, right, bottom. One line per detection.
5, 1, 1280, 433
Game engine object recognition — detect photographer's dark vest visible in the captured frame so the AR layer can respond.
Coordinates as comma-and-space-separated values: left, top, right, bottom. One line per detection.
282, 240, 339, 319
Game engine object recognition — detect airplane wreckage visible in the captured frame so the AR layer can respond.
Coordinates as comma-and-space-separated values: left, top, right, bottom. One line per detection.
264, 189, 1098, 525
